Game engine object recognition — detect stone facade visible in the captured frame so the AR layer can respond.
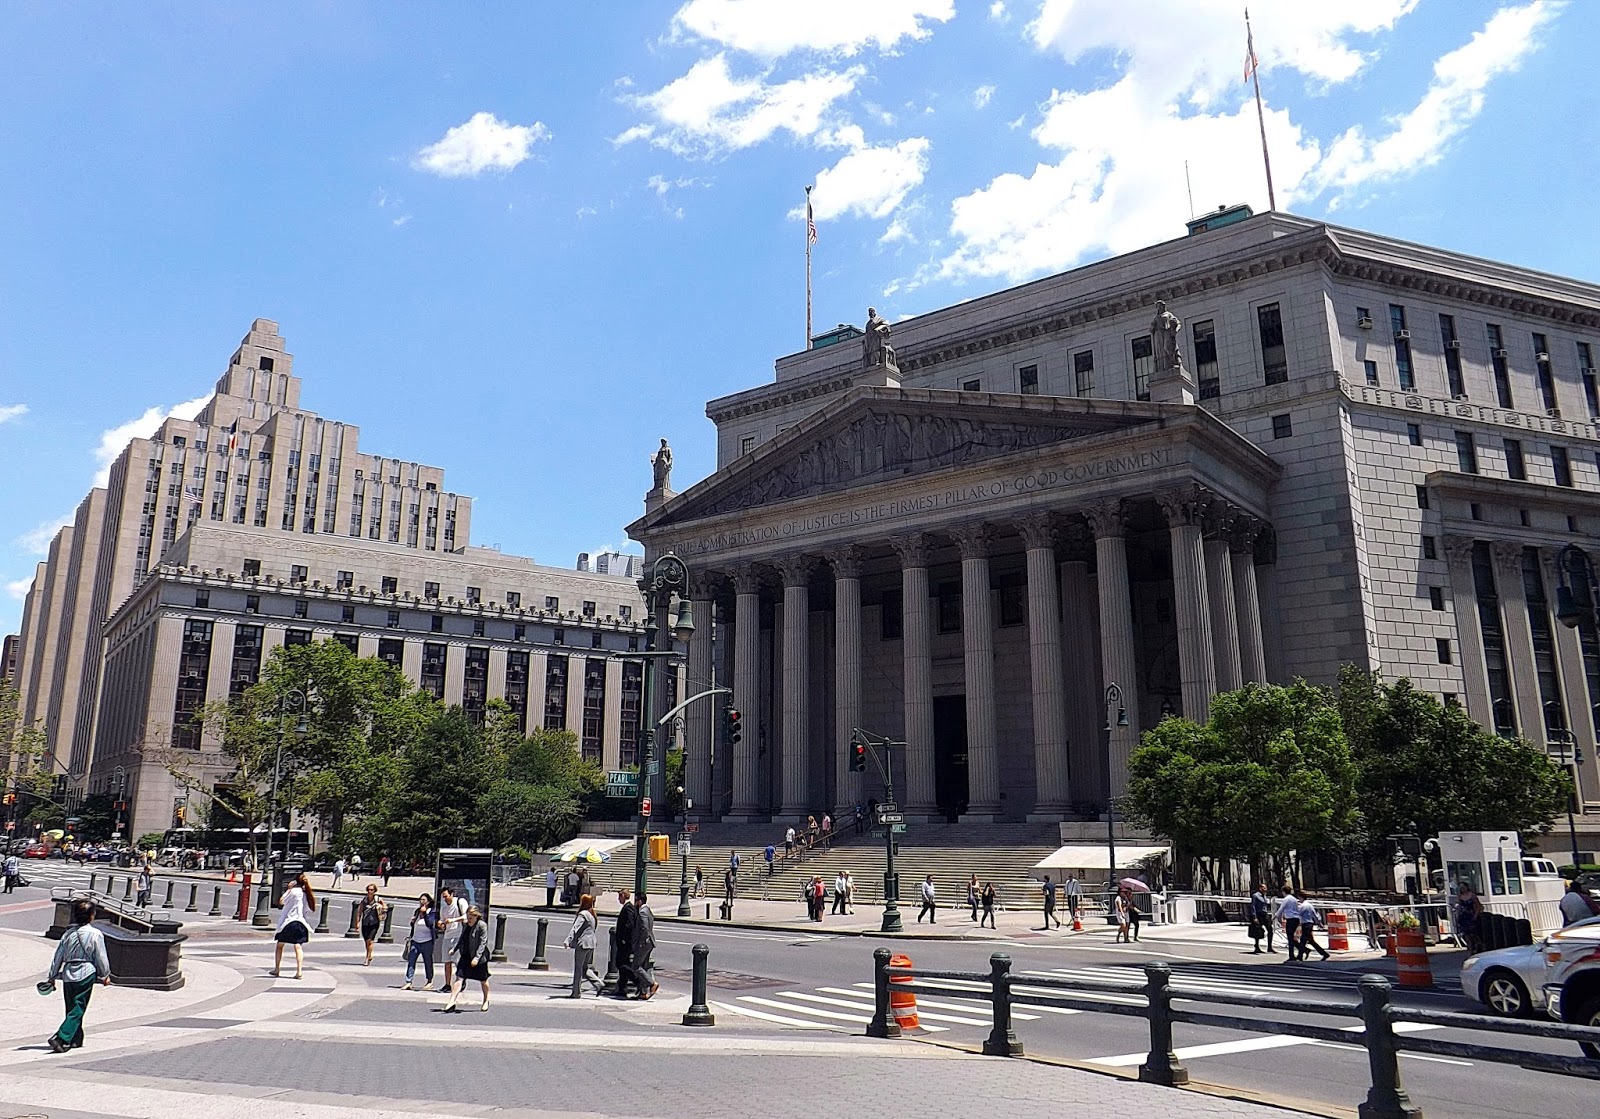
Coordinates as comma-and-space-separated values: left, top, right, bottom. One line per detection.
632, 210, 1600, 849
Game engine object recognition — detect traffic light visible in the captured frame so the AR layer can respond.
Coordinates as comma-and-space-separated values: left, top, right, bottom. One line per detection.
726, 706, 742, 745
2, 793, 14, 806
851, 736, 867, 773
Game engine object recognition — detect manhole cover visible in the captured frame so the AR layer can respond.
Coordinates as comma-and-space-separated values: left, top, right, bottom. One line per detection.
653, 968, 779, 991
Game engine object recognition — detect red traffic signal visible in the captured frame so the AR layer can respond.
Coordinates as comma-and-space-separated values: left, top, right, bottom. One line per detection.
851, 738, 867, 772
725, 705, 743, 744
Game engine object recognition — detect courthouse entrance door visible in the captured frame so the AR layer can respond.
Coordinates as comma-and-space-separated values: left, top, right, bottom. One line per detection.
932, 696, 969, 822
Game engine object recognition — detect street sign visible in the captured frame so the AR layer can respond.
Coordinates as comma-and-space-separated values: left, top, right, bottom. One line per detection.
641, 796, 652, 818
605, 770, 640, 798
647, 760, 660, 777
891, 823, 907, 833
877, 812, 905, 825
678, 836, 691, 855
684, 822, 699, 834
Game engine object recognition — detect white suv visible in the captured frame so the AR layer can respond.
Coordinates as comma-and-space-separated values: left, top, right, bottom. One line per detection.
1541, 917, 1600, 1057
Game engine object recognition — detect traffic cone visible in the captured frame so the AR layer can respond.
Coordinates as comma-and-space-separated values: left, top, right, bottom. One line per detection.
1072, 911, 1082, 932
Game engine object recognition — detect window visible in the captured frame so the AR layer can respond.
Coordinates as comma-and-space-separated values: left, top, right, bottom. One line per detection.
229, 624, 263, 698
1470, 503, 1482, 521
1407, 423, 1422, 446
1440, 314, 1465, 397
172, 619, 214, 749
472, 619, 484, 637
1429, 586, 1445, 610
1416, 485, 1430, 510
285, 629, 312, 647
463, 647, 489, 725
1454, 431, 1478, 474
545, 596, 559, 612
1130, 335, 1153, 401
506, 591, 521, 608
1504, 438, 1527, 480
1271, 413, 1292, 439
334, 633, 358, 653
998, 579, 1025, 627
1570, 515, 1581, 533
425, 581, 439, 600
740, 435, 755, 456
1488, 324, 1513, 408
582, 600, 596, 618
1422, 535, 1437, 560
340, 604, 355, 623
1073, 350, 1095, 396
618, 661, 642, 764
1389, 305, 1414, 390
466, 586, 481, 604
1552, 445, 1573, 487
1257, 302, 1287, 384
961, 378, 981, 392
430, 614, 443, 632
336, 570, 353, 590
378, 638, 404, 668
505, 650, 530, 734
1364, 359, 1379, 386
1018, 364, 1039, 395
1436, 638, 1452, 664
1192, 319, 1218, 399
290, 564, 307, 583
1533, 333, 1557, 412
245, 594, 260, 614
381, 576, 397, 594
936, 582, 962, 634
591, 631, 603, 648
420, 643, 447, 700
1581, 343, 1597, 415
618, 605, 631, 622
880, 592, 902, 640
293, 599, 308, 619
194, 588, 209, 608
514, 623, 526, 642
259, 356, 274, 372
243, 558, 261, 577
554, 627, 565, 645
1520, 509, 1530, 527
544, 656, 569, 731
1356, 306, 1371, 326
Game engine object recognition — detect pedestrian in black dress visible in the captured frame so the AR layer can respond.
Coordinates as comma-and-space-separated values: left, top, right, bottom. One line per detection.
443, 906, 490, 1012
979, 881, 997, 929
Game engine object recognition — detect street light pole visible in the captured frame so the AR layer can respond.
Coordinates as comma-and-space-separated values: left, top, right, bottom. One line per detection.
632, 553, 694, 901
265, 688, 306, 874
851, 728, 904, 933
1546, 724, 1585, 870
1103, 683, 1129, 897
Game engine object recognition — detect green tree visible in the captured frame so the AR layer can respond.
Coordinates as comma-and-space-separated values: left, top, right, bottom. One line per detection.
1125, 681, 1357, 887
1336, 666, 1571, 847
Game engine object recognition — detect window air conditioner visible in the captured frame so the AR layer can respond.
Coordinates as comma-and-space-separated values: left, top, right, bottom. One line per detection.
1394, 329, 1412, 341
1494, 348, 1509, 359
1537, 352, 1550, 363
1446, 339, 1463, 350
1357, 316, 1373, 330
1452, 394, 1469, 402
1547, 408, 1563, 419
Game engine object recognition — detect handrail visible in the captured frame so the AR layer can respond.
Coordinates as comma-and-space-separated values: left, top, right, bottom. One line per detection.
867, 949, 1600, 1115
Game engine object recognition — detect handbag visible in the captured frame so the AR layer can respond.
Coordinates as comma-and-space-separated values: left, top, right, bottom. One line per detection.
401, 935, 412, 960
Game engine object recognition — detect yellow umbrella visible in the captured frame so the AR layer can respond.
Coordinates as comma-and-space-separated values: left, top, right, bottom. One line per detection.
558, 847, 611, 863
43, 829, 66, 839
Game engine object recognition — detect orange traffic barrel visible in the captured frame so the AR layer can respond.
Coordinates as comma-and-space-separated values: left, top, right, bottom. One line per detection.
1326, 910, 1349, 952
1395, 928, 1433, 988
889, 953, 919, 1031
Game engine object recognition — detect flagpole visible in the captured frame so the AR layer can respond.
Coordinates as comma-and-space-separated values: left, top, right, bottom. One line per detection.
804, 184, 814, 350
1246, 8, 1277, 211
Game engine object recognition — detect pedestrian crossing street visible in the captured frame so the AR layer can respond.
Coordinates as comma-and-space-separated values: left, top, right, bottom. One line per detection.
715, 961, 1363, 1034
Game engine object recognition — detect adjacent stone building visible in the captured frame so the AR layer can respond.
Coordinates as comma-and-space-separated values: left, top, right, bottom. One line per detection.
630, 208, 1600, 853
9, 320, 647, 836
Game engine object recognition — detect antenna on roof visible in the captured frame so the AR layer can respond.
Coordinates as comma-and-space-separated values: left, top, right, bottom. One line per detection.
1184, 160, 1195, 219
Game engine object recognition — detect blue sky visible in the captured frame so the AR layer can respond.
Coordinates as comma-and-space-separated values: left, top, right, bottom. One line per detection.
2, 1, 1594, 634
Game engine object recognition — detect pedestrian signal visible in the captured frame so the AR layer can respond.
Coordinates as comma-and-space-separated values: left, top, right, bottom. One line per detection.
726, 706, 742, 745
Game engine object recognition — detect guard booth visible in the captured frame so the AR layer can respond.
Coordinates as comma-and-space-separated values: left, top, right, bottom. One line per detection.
1433, 830, 1565, 935
271, 854, 309, 907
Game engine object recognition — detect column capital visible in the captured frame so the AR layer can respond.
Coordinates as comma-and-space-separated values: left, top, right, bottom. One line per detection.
775, 553, 816, 588
1155, 484, 1214, 528
1059, 517, 1094, 562
1226, 515, 1265, 554
824, 545, 864, 581
951, 521, 995, 560
1083, 498, 1128, 540
1442, 534, 1478, 566
731, 564, 765, 595
688, 572, 724, 601
890, 532, 932, 568
1016, 512, 1059, 552
1202, 500, 1240, 540
1254, 524, 1278, 566
1490, 539, 1525, 568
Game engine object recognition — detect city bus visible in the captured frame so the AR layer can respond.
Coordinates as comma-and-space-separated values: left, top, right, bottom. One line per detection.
160, 826, 311, 868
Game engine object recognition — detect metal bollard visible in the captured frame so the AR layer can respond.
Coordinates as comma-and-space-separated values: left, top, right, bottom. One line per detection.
251, 884, 272, 928
236, 885, 250, 920
377, 905, 395, 944
185, 883, 199, 912
602, 928, 619, 993
122, 877, 134, 903
209, 885, 222, 916
681, 942, 715, 1026
982, 953, 1023, 1057
89, 872, 98, 893
1357, 976, 1422, 1119
344, 899, 361, 938
1138, 962, 1186, 1085
866, 947, 901, 1038
490, 912, 509, 963
162, 881, 175, 909
528, 917, 550, 970
315, 897, 330, 933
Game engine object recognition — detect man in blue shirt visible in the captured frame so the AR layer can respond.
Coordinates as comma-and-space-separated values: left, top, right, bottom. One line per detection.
764, 844, 775, 876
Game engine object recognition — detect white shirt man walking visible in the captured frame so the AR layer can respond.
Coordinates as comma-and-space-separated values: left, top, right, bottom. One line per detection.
917, 875, 937, 924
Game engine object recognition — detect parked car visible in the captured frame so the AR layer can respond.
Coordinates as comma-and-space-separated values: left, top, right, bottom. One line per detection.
1542, 916, 1600, 1056
1463, 915, 1600, 1018
22, 844, 50, 858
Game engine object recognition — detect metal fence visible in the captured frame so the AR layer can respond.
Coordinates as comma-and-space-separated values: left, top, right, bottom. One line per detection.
866, 949, 1600, 1116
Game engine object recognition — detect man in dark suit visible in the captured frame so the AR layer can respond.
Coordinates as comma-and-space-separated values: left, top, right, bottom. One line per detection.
613, 890, 638, 999
632, 892, 659, 1000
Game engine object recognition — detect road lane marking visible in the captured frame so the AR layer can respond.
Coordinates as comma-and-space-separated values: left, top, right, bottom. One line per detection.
1087, 1021, 1446, 1067
820, 987, 1039, 1021
714, 1001, 833, 1029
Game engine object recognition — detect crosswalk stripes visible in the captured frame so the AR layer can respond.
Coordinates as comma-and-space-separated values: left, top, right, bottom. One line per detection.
1027, 961, 1362, 999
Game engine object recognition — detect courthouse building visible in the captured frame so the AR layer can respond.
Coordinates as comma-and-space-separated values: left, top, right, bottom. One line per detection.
631, 208, 1600, 852
10, 320, 647, 836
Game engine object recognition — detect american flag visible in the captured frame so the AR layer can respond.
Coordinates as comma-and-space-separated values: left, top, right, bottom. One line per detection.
226, 423, 238, 456
1243, 14, 1259, 83
184, 483, 203, 501
806, 197, 818, 245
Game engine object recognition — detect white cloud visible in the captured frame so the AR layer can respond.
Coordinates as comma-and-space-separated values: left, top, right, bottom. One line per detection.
646, 174, 709, 196
880, 218, 915, 245
989, 2, 1009, 22
806, 127, 931, 222
937, 0, 1559, 282
1311, 1, 1560, 198
413, 112, 551, 178
0, 403, 26, 425
620, 54, 861, 155
15, 513, 73, 556
576, 205, 599, 219
6, 578, 33, 601
92, 394, 210, 486
973, 85, 996, 109
672, 0, 954, 59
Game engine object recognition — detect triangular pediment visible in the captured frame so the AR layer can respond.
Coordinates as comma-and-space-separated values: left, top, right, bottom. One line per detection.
636, 387, 1180, 532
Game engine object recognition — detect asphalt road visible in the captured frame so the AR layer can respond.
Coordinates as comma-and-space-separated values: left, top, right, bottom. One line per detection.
12, 859, 1595, 1119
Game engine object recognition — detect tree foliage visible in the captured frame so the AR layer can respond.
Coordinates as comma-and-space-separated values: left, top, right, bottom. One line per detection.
1335, 666, 1572, 846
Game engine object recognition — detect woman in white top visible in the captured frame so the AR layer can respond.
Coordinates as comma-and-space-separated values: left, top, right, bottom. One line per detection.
273, 873, 316, 979
436, 887, 468, 991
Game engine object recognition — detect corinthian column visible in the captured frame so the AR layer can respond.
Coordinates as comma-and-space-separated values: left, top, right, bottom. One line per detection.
891, 533, 937, 817
728, 565, 763, 821
1492, 540, 1541, 742
1019, 514, 1069, 820
953, 522, 1000, 820
1442, 536, 1492, 726
1158, 486, 1217, 723
1204, 511, 1242, 694
684, 572, 718, 820
1086, 499, 1139, 799
777, 555, 814, 818
1230, 520, 1268, 684
826, 546, 864, 816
